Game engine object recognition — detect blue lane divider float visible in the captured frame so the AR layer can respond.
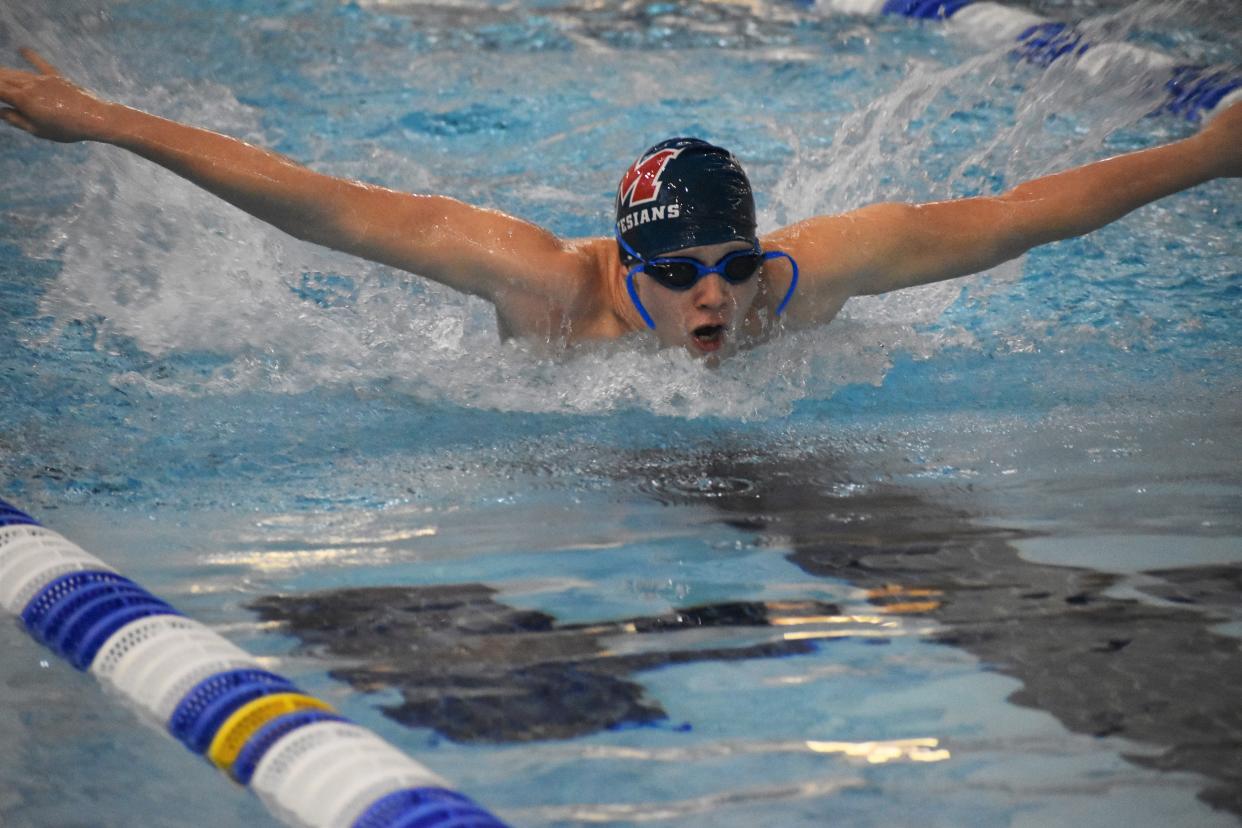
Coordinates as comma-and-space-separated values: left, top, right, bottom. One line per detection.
0, 497, 509, 828
233, 709, 349, 786
823, 0, 1242, 121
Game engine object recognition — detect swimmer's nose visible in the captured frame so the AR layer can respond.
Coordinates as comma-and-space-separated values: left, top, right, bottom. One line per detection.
692, 274, 730, 312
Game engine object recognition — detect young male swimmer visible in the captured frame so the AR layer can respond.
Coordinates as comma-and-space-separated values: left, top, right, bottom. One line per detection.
2, 48, 1239, 363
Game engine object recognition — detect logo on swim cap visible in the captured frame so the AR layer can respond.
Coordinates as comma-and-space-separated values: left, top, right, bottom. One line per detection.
615, 137, 757, 264
617, 147, 683, 209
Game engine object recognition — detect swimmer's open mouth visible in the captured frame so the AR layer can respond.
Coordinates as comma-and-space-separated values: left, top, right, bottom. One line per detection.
692, 324, 725, 345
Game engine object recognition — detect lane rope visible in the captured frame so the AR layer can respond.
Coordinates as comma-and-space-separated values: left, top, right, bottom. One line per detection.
0, 498, 509, 828
818, 0, 1242, 120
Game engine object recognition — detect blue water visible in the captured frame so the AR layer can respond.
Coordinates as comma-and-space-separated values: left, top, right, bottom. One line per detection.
1, 0, 1240, 826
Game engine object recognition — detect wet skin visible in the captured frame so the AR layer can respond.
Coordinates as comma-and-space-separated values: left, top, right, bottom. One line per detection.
3, 48, 1239, 365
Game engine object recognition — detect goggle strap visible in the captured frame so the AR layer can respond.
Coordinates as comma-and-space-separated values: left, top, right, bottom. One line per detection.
626, 267, 657, 329
620, 234, 657, 328
616, 233, 644, 264
764, 251, 799, 316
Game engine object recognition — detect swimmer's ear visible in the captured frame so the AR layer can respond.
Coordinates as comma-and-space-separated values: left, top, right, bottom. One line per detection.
19, 48, 62, 77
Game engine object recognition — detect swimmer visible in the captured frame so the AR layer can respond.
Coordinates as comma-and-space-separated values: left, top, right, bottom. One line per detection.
2, 48, 1239, 363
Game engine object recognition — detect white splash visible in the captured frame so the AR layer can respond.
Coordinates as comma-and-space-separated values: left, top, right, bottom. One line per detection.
22, 2, 1186, 421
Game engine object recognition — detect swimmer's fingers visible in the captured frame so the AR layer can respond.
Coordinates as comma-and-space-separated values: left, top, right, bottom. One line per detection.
0, 49, 65, 97
0, 67, 34, 89
0, 72, 39, 132
0, 108, 37, 134
20, 48, 62, 77
0, 60, 109, 143
0, 77, 25, 109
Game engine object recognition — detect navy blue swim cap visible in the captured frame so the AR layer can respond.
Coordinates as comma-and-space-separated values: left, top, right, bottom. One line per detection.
615, 138, 757, 263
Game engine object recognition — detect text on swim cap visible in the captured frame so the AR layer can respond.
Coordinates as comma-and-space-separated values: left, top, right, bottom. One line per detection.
617, 203, 681, 233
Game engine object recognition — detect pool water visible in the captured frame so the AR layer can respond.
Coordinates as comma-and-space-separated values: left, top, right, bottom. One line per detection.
1, 0, 1240, 826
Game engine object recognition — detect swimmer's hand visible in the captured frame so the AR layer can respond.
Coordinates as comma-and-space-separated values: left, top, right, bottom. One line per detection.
1196, 99, 1242, 179
0, 49, 114, 143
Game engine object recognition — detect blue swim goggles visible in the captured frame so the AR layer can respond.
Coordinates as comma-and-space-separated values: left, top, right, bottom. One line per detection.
617, 234, 798, 329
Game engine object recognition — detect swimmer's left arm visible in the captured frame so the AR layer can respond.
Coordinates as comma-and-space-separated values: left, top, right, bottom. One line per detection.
0, 49, 592, 311
770, 100, 1240, 319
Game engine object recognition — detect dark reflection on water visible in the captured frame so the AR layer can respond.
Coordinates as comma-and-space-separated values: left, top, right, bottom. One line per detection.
253, 445, 1241, 816
639, 448, 1242, 818
250, 586, 834, 742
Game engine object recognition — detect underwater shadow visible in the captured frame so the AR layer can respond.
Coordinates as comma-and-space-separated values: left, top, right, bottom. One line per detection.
249, 585, 838, 743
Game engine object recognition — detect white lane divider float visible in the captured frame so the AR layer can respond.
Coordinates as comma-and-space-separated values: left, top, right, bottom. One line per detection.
816, 0, 1242, 120
0, 498, 509, 828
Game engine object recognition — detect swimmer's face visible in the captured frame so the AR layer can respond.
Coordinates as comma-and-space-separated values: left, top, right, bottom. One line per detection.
631, 240, 761, 361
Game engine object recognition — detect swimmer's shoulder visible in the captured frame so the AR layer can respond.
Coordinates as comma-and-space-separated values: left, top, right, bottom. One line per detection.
569, 236, 644, 338
759, 218, 856, 328
491, 237, 638, 343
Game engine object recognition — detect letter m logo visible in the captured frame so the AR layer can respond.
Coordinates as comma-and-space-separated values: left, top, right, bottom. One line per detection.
618, 148, 681, 209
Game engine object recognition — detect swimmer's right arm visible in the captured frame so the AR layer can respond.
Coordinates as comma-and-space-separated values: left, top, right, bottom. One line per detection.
0, 49, 590, 305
